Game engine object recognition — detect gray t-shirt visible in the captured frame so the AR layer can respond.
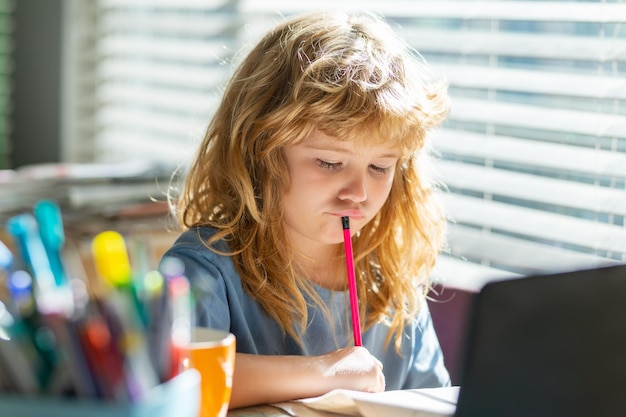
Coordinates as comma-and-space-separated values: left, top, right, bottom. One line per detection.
160, 226, 450, 390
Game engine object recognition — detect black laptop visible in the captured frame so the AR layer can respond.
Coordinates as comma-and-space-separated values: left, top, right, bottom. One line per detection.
455, 264, 626, 417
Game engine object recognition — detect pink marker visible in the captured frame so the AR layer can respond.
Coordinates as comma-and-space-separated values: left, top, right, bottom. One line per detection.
342, 216, 362, 346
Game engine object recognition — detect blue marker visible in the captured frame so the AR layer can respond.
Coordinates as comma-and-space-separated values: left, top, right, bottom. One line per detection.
34, 200, 75, 317
6, 214, 56, 295
6, 213, 72, 316
34, 200, 70, 288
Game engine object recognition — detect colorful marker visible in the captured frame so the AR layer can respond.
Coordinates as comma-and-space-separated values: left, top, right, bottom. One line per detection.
6, 214, 61, 314
6, 269, 58, 391
167, 274, 192, 379
33, 200, 75, 317
91, 230, 158, 400
153, 256, 184, 381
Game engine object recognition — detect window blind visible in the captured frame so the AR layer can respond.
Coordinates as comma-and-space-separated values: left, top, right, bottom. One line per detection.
401, 1, 626, 289
70, 0, 240, 165
70, 0, 626, 290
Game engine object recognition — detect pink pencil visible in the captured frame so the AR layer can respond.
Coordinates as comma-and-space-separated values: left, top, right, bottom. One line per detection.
342, 216, 362, 346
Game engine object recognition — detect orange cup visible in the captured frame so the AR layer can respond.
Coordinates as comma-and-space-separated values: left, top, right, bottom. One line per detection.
187, 328, 236, 417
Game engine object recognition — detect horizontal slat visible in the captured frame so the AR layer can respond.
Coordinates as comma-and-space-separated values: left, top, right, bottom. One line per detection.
95, 107, 211, 138
436, 160, 626, 216
432, 255, 520, 292
100, 0, 233, 9
401, 28, 626, 62
99, 11, 238, 37
443, 194, 626, 254
443, 64, 626, 101
446, 224, 622, 275
449, 98, 626, 139
96, 84, 219, 115
435, 130, 626, 178
95, 132, 198, 163
241, 1, 626, 23
97, 37, 236, 62
97, 61, 228, 88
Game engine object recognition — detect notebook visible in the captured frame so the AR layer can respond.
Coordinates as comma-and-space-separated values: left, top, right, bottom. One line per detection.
454, 263, 626, 417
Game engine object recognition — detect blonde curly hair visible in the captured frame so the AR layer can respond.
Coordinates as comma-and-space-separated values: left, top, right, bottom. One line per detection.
175, 10, 450, 348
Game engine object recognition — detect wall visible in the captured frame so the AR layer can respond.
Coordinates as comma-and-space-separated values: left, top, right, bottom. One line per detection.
11, 0, 63, 168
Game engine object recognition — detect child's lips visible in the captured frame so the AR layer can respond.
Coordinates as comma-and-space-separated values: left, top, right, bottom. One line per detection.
332, 210, 365, 220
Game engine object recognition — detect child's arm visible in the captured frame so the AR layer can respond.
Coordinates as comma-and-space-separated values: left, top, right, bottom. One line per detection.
229, 346, 385, 409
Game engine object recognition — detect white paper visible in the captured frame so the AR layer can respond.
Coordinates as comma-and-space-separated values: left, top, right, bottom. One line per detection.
273, 386, 459, 417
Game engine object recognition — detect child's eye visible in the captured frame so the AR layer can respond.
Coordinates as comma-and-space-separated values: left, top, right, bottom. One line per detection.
317, 159, 342, 171
369, 164, 390, 174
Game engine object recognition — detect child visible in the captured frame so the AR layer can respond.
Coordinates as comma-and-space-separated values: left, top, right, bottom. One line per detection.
161, 10, 451, 409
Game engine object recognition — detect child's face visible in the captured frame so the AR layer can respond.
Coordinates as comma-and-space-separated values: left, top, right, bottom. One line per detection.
282, 129, 400, 248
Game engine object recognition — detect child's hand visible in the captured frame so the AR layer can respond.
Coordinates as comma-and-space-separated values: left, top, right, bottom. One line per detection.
318, 346, 386, 393
230, 349, 385, 408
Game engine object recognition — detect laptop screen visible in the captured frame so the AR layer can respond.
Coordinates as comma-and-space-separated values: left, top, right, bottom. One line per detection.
455, 264, 626, 417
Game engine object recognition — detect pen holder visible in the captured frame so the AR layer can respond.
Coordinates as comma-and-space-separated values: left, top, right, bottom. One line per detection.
0, 368, 201, 417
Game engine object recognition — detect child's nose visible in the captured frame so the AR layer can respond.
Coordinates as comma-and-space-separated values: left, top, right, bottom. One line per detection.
338, 171, 367, 203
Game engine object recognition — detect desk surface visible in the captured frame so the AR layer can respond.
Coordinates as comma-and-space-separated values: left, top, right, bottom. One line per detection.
228, 405, 289, 416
